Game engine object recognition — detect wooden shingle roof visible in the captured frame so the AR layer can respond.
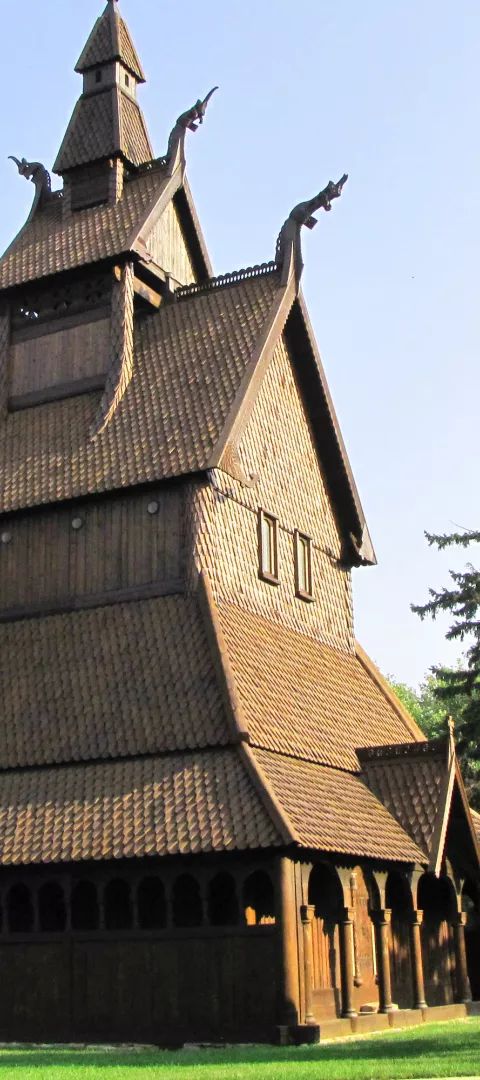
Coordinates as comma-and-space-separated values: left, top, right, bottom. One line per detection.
54, 90, 152, 173
0, 749, 281, 866
0, 272, 280, 515
0, 595, 231, 770
359, 742, 447, 860
0, 165, 166, 290
254, 749, 425, 862
75, 0, 146, 82
218, 602, 424, 772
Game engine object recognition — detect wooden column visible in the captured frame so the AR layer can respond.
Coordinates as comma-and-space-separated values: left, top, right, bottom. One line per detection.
339, 906, 357, 1018
372, 909, 394, 1013
452, 913, 472, 1004
300, 904, 316, 1024
277, 858, 299, 1026
409, 911, 427, 1009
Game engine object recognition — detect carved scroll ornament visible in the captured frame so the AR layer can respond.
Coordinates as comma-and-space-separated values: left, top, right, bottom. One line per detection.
276, 174, 348, 286
9, 157, 52, 222
166, 87, 218, 173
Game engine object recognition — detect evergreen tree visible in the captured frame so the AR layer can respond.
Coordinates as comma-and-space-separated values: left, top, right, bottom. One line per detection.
412, 528, 480, 809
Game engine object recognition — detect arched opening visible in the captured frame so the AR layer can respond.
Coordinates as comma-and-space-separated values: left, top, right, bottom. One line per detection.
172, 874, 202, 928
243, 870, 275, 926
71, 881, 99, 931
418, 873, 456, 1005
104, 879, 132, 931
463, 879, 480, 1000
38, 881, 67, 933
308, 863, 343, 1018
7, 883, 34, 933
138, 877, 167, 930
208, 873, 239, 926
386, 871, 413, 1008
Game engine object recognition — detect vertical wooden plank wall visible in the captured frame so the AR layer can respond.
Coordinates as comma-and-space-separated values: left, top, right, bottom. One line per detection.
0, 487, 182, 611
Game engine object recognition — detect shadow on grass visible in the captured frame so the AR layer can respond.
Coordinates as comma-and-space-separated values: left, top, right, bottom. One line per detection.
0, 1021, 478, 1072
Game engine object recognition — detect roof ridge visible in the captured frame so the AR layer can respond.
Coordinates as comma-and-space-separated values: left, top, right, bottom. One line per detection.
249, 744, 360, 776
174, 262, 279, 301
355, 641, 426, 741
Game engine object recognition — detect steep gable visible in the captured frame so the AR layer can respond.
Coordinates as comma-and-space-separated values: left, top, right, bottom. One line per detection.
199, 329, 357, 651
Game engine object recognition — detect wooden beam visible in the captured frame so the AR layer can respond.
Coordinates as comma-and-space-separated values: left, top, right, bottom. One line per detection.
0, 579, 184, 625
133, 275, 162, 310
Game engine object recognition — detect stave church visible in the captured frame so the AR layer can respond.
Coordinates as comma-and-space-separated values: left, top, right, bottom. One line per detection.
0, 0, 478, 1045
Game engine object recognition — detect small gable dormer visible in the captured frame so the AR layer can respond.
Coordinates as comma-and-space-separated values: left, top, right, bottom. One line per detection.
54, 0, 152, 211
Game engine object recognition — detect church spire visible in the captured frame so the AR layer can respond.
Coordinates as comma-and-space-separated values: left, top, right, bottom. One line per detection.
75, 0, 146, 84
54, 1, 152, 207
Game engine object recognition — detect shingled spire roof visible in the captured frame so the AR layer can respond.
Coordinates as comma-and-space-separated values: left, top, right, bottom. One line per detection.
54, 0, 152, 175
75, 0, 146, 82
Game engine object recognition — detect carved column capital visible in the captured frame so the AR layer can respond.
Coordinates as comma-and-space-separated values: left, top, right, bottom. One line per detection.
300, 904, 315, 926
340, 906, 355, 924
410, 909, 424, 928
370, 908, 392, 927
453, 911, 468, 927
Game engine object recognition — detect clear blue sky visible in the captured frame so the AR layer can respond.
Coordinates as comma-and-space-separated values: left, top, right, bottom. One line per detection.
2, 0, 479, 688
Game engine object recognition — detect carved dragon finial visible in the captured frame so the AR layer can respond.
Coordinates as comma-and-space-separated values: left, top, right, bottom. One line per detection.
9, 157, 52, 223
276, 174, 348, 288
166, 87, 218, 174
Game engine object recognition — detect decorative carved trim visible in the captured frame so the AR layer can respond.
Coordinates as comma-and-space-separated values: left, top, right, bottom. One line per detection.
276, 176, 348, 290
357, 740, 445, 762
175, 263, 278, 302
166, 88, 218, 176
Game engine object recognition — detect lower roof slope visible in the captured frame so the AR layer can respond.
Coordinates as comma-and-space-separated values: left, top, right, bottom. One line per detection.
359, 742, 447, 859
218, 602, 424, 772
0, 594, 231, 770
0, 583, 442, 868
0, 749, 281, 866
254, 748, 425, 863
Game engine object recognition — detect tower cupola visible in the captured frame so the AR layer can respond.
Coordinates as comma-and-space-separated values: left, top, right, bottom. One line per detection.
54, 0, 153, 210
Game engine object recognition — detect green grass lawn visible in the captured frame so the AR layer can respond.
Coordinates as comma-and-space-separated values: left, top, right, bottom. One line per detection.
0, 1018, 478, 1080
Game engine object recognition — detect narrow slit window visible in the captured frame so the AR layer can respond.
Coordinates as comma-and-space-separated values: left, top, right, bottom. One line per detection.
258, 510, 279, 584
295, 531, 313, 600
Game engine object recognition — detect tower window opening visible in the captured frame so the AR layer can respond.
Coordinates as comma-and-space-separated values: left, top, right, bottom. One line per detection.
125, 74, 130, 88
295, 531, 313, 600
258, 510, 279, 584
95, 70, 102, 84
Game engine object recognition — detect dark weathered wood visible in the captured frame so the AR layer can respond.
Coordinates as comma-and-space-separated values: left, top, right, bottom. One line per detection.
9, 374, 105, 411
0, 488, 182, 613
9, 316, 110, 400
452, 913, 472, 1004
133, 276, 162, 310
277, 858, 299, 1026
0, 580, 183, 624
409, 911, 427, 1008
372, 909, 394, 1013
339, 907, 357, 1018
